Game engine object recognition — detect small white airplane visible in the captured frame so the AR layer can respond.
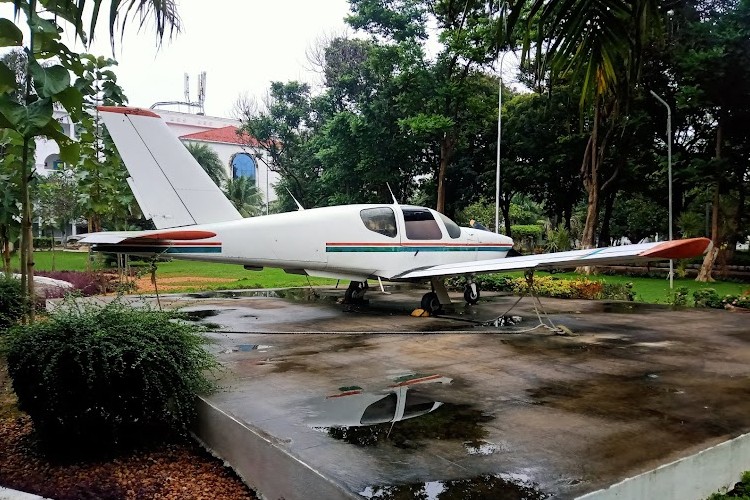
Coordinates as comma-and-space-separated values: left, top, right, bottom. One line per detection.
80, 106, 711, 313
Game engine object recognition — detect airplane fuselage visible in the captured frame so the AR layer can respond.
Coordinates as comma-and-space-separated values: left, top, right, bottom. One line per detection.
106, 204, 513, 281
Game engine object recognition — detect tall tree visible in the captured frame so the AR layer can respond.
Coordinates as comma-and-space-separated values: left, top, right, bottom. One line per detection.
76, 54, 131, 232
0, 0, 180, 319
348, 0, 506, 213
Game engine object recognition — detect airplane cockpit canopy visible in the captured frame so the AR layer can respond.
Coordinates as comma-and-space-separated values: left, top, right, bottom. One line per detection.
360, 207, 397, 237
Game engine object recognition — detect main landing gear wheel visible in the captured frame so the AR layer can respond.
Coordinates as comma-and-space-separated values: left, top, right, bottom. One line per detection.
421, 291, 442, 314
463, 283, 480, 305
345, 281, 368, 303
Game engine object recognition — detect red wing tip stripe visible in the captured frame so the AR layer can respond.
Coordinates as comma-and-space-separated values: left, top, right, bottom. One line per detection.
97, 106, 160, 118
639, 237, 711, 259
326, 391, 363, 399
138, 230, 217, 240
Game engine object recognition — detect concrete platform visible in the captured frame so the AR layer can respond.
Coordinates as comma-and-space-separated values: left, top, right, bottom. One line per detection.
146, 287, 750, 499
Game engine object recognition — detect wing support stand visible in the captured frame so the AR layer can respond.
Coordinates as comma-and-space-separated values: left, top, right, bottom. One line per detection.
487, 270, 568, 335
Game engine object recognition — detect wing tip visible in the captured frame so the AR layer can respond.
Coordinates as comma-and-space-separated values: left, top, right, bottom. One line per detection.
639, 237, 712, 259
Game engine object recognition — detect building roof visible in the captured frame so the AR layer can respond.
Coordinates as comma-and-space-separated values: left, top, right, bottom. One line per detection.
180, 126, 259, 146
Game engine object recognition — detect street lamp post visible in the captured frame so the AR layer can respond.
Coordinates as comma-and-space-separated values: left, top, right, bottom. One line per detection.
650, 90, 673, 290
495, 50, 509, 234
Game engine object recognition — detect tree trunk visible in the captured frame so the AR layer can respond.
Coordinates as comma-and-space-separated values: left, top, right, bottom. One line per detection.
501, 194, 512, 237
2, 239, 10, 277
696, 183, 720, 282
696, 120, 723, 282
598, 190, 617, 247
436, 134, 455, 214
20, 137, 35, 321
580, 100, 602, 251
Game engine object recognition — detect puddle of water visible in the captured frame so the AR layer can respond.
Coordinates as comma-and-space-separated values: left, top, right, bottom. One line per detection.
187, 290, 280, 299
237, 344, 272, 352
185, 288, 341, 304
181, 309, 221, 320
359, 473, 548, 500
595, 301, 667, 314
314, 401, 492, 449
464, 440, 506, 456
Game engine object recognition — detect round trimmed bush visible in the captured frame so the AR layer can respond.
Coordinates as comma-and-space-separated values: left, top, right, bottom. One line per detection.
6, 300, 218, 454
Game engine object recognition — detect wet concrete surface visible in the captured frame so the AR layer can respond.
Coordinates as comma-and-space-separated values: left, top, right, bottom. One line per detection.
130, 287, 750, 499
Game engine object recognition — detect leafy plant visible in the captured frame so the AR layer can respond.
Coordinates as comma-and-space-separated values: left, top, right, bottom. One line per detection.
0, 277, 25, 331
671, 286, 690, 307
545, 223, 572, 252
693, 289, 722, 308
6, 299, 219, 454
709, 470, 750, 499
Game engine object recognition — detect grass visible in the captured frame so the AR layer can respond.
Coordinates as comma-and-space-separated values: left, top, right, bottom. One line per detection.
530, 270, 749, 304
11, 250, 336, 291
11, 250, 750, 303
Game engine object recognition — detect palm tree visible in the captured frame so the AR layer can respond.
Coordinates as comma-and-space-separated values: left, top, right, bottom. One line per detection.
224, 177, 263, 218
184, 142, 227, 188
508, 0, 661, 250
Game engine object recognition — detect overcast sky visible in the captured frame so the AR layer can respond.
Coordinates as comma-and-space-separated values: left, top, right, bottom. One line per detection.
2, 0, 352, 117
2, 1, 522, 118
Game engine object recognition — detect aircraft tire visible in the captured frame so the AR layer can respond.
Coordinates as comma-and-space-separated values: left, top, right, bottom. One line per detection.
421, 292, 441, 314
463, 285, 480, 305
345, 281, 367, 302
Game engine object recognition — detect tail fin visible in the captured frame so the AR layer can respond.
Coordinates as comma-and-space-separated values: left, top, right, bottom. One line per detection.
98, 106, 242, 229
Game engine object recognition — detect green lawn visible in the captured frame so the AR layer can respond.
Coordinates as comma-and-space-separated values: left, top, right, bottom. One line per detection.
13, 250, 750, 303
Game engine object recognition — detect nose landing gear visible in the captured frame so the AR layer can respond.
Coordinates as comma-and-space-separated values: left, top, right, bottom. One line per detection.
463, 281, 480, 305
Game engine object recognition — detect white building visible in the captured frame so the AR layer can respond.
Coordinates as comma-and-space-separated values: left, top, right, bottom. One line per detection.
159, 109, 279, 206
34, 106, 279, 211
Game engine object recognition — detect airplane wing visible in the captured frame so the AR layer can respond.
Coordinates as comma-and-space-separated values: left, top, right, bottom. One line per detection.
78, 229, 221, 255
394, 238, 711, 279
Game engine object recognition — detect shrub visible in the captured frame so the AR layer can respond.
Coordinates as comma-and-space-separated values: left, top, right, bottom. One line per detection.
6, 299, 219, 455
0, 277, 26, 331
671, 287, 690, 307
693, 288, 722, 308
602, 282, 635, 301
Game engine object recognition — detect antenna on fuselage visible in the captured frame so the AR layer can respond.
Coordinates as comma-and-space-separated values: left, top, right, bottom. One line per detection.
387, 183, 399, 205
286, 188, 305, 211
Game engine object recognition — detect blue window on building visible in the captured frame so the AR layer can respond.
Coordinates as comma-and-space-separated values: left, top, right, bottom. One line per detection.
231, 153, 257, 181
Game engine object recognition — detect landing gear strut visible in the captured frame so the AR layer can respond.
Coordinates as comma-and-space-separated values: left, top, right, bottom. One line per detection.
344, 281, 368, 303
419, 277, 451, 314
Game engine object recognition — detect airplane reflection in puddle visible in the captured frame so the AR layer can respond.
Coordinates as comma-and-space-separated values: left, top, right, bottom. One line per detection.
306, 374, 452, 428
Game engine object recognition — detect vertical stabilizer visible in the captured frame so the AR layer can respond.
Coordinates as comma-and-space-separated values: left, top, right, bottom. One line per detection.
98, 106, 242, 229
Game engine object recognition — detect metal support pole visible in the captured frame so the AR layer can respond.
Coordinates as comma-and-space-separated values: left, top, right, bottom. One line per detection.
650, 90, 673, 290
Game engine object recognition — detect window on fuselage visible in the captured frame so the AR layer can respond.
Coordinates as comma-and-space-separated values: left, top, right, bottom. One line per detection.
360, 207, 397, 237
403, 209, 443, 240
438, 213, 462, 239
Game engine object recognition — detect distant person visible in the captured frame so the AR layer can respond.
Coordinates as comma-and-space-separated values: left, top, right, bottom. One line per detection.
469, 219, 490, 231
